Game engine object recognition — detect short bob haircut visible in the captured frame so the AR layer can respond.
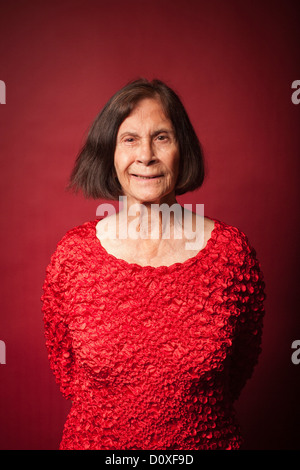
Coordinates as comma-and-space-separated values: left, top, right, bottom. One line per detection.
67, 78, 205, 200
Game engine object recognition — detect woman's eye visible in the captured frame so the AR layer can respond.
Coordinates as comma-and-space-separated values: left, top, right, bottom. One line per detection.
157, 135, 168, 141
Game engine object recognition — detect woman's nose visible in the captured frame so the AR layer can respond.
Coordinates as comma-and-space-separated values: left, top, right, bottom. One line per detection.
136, 139, 154, 163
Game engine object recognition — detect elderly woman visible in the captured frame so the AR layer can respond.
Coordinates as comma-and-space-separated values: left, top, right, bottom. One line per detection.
41, 79, 266, 450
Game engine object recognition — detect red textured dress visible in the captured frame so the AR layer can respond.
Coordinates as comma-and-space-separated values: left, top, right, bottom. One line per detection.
41, 216, 266, 450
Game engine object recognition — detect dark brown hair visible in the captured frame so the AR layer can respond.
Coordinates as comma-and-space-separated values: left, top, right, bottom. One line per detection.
67, 78, 205, 200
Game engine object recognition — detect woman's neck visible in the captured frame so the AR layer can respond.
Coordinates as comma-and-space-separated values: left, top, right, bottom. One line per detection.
118, 197, 184, 241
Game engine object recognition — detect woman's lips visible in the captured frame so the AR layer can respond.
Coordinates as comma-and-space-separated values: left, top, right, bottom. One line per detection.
130, 174, 163, 180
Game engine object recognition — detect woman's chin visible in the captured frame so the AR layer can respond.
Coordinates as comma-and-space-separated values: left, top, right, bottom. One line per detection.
130, 193, 175, 206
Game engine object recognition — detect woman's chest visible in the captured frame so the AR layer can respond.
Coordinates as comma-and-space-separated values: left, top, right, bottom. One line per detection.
65, 268, 238, 382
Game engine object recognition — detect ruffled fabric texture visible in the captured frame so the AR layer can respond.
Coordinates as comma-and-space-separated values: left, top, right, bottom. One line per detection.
41, 217, 266, 450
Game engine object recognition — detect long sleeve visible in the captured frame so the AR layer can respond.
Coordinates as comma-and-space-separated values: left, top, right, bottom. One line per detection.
228, 241, 266, 402
41, 244, 75, 400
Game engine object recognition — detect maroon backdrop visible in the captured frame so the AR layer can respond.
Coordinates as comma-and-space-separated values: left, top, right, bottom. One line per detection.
0, 0, 299, 450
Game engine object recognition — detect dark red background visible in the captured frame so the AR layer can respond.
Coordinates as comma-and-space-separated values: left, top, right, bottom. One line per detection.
0, 0, 299, 450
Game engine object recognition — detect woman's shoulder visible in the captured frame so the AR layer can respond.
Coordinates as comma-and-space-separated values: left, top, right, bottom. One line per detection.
49, 220, 97, 260
207, 215, 261, 262
209, 215, 251, 243
59, 219, 96, 241
212, 217, 266, 296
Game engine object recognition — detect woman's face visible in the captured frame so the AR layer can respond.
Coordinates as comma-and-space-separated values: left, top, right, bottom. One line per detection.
114, 98, 180, 206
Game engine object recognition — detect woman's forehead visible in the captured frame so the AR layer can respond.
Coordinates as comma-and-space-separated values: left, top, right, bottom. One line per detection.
118, 98, 172, 132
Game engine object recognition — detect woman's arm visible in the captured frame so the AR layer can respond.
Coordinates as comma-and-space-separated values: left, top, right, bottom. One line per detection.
228, 242, 266, 402
41, 245, 75, 401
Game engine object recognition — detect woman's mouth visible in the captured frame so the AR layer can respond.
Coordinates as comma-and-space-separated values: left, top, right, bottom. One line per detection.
130, 174, 163, 180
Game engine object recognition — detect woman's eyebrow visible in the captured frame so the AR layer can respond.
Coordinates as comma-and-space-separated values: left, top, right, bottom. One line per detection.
119, 127, 174, 139
151, 128, 174, 137
119, 128, 174, 139
118, 131, 139, 138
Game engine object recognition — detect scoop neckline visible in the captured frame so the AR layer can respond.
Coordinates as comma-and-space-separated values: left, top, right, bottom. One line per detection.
91, 216, 221, 273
